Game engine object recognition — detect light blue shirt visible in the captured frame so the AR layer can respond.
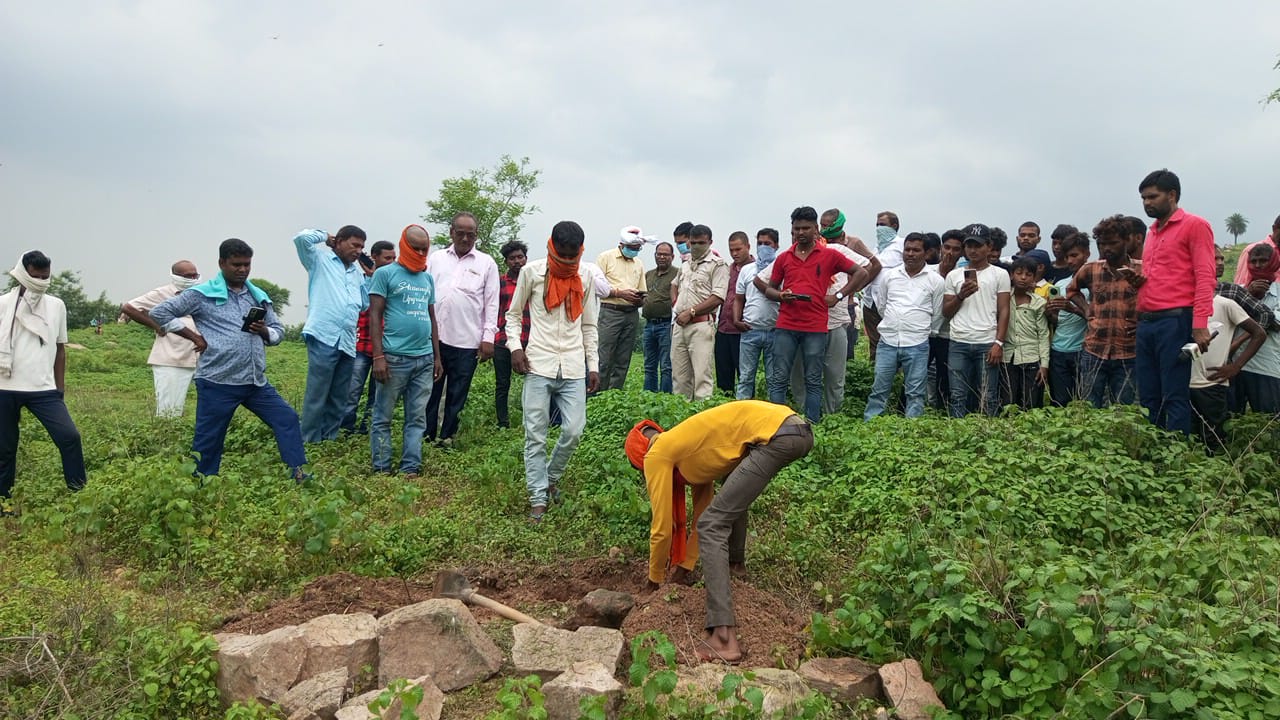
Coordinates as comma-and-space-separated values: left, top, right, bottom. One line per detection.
369, 263, 436, 357
1243, 282, 1280, 378
1051, 277, 1088, 352
294, 229, 368, 356
150, 281, 283, 386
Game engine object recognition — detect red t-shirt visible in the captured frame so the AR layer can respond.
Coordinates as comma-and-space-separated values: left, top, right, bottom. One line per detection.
769, 245, 856, 332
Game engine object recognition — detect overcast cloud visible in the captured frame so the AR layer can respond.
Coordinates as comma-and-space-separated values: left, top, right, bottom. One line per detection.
3, 1, 1278, 320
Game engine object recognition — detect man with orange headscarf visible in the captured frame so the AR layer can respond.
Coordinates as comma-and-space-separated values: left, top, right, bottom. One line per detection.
626, 400, 812, 664
507, 221, 600, 522
367, 226, 442, 476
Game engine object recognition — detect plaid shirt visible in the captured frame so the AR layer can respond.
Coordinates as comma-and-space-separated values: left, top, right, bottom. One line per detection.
355, 309, 372, 355
1068, 260, 1140, 360
496, 272, 531, 346
1216, 281, 1280, 333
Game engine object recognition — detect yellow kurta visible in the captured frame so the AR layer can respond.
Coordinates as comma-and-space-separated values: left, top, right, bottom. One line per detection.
643, 400, 796, 583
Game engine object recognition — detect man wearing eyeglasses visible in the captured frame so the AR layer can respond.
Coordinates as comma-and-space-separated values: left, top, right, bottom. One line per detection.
120, 260, 204, 418
424, 212, 500, 447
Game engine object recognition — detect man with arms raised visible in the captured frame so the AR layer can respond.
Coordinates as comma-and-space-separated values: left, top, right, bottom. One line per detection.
121, 260, 203, 418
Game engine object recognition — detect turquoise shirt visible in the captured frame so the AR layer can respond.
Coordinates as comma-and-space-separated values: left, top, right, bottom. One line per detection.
369, 263, 436, 357
1051, 276, 1088, 353
1242, 283, 1280, 378
294, 229, 368, 356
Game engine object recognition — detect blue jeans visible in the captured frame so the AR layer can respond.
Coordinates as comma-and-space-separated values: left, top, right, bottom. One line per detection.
643, 320, 673, 393
1080, 351, 1137, 408
340, 351, 375, 434
0, 389, 86, 498
948, 341, 1000, 417
301, 335, 355, 443
1136, 311, 1193, 434
192, 379, 306, 476
769, 329, 828, 422
522, 374, 587, 507
1048, 349, 1082, 407
425, 343, 479, 441
865, 340, 930, 420
736, 328, 774, 399
370, 353, 434, 473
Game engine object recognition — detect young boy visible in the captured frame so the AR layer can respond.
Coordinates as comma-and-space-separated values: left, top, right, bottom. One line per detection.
1234, 243, 1280, 414
1067, 216, 1142, 408
1045, 233, 1091, 406
1003, 258, 1050, 409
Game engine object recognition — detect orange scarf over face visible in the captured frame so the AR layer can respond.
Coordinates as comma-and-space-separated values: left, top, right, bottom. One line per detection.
545, 238, 584, 321
398, 225, 429, 272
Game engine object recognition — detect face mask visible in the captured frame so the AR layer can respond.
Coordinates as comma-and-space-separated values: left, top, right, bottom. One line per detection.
756, 245, 778, 268
8, 262, 50, 297
620, 246, 641, 259
677, 242, 690, 256
875, 225, 897, 251
689, 243, 710, 260
171, 273, 201, 290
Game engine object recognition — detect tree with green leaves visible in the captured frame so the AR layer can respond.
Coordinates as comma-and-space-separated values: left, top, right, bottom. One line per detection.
250, 278, 290, 317
1266, 54, 1279, 106
1225, 213, 1249, 245
422, 155, 540, 258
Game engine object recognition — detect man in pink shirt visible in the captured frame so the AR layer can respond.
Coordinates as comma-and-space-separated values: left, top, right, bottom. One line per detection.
1234, 214, 1280, 284
1134, 169, 1216, 435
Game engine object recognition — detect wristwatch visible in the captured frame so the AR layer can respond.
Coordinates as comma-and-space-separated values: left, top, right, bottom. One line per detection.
834, 291, 845, 301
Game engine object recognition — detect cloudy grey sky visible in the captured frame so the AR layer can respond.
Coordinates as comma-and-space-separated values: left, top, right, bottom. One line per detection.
3, 1, 1278, 321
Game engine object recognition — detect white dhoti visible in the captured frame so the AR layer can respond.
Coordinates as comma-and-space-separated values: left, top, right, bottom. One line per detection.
153, 365, 195, 418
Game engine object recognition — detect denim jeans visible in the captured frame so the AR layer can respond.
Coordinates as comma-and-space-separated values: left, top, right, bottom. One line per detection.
642, 320, 672, 393
370, 353, 434, 473
865, 340, 930, 420
769, 329, 828, 422
521, 374, 587, 507
425, 343, 479, 441
1080, 351, 1137, 408
0, 389, 86, 498
340, 351, 375, 434
1135, 311, 1193, 434
736, 328, 774, 399
192, 379, 306, 477
1048, 349, 1082, 407
948, 341, 1000, 417
301, 335, 355, 443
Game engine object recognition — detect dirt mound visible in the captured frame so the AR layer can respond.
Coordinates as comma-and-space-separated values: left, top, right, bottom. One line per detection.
218, 557, 811, 666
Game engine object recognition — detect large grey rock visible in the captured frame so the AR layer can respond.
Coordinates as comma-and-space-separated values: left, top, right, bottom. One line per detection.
215, 626, 307, 706
281, 667, 347, 720
879, 659, 945, 720
333, 676, 443, 720
376, 599, 501, 691
542, 661, 623, 720
675, 665, 811, 717
299, 613, 379, 690
511, 624, 626, 679
562, 589, 635, 630
335, 689, 382, 720
797, 657, 882, 703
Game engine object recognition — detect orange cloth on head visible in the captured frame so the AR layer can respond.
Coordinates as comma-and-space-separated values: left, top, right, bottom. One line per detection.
545, 238, 585, 321
398, 225, 429, 272
627, 420, 688, 568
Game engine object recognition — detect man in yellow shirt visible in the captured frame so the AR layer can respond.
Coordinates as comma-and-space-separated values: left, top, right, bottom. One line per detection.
625, 400, 813, 663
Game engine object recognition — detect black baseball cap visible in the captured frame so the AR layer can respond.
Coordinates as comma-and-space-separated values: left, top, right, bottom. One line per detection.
962, 223, 992, 245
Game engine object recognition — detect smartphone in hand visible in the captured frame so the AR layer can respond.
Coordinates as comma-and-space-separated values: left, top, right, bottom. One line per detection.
791, 293, 812, 302
241, 306, 266, 332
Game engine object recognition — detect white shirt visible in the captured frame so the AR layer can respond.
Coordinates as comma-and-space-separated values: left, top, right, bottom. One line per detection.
427, 245, 500, 348
736, 262, 778, 330
505, 259, 601, 380
873, 265, 945, 348
826, 245, 870, 330
0, 290, 67, 392
581, 262, 613, 299
1191, 297, 1247, 389
127, 283, 199, 368
863, 236, 905, 308
944, 264, 1011, 344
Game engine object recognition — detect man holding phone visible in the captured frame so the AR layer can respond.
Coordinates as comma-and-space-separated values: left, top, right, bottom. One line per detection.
942, 224, 1011, 417
596, 226, 648, 392
151, 239, 307, 480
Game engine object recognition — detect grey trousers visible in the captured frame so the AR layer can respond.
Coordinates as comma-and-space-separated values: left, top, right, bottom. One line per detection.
597, 306, 640, 391
696, 418, 814, 629
789, 326, 849, 415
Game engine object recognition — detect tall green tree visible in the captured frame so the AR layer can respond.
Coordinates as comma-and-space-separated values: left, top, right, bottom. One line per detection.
1225, 213, 1249, 245
250, 278, 290, 317
422, 155, 541, 258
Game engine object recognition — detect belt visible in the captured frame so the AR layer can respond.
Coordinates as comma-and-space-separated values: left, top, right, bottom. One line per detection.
1138, 307, 1190, 322
690, 314, 715, 323
773, 414, 812, 438
602, 303, 639, 312
646, 317, 671, 324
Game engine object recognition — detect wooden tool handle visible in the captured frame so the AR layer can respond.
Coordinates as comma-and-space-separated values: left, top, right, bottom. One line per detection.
467, 592, 544, 626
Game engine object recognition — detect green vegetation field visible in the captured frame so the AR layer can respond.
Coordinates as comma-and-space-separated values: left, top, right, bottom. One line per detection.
2, 319, 1279, 719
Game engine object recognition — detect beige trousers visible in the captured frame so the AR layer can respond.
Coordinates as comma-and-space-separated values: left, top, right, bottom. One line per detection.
671, 321, 716, 401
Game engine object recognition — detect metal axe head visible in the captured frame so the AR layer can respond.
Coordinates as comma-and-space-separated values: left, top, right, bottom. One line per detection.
434, 569, 475, 600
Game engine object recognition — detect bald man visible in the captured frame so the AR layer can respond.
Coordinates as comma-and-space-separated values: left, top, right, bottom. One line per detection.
122, 260, 204, 417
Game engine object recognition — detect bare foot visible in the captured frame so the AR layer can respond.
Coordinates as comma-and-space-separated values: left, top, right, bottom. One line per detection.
695, 626, 745, 664
729, 561, 747, 579
669, 566, 695, 585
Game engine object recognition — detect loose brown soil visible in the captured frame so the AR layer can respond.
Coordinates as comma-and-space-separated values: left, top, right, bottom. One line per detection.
219, 556, 811, 666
